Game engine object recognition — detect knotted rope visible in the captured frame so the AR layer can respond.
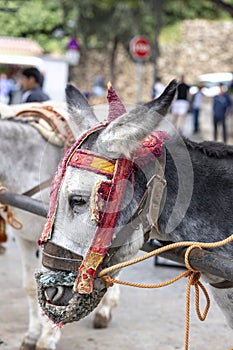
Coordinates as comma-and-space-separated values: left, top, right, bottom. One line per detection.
99, 235, 233, 350
0, 185, 23, 230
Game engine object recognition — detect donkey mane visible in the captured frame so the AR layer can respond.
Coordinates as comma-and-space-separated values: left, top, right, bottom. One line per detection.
183, 137, 233, 159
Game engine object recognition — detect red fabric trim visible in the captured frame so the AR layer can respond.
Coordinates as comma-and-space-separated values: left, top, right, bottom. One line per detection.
75, 158, 134, 294
107, 85, 126, 122
69, 149, 115, 178
134, 131, 169, 164
38, 123, 107, 245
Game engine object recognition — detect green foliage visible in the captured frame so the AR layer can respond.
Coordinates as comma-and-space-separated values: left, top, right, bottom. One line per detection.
0, 0, 231, 53
163, 0, 231, 25
0, 0, 67, 52
159, 22, 182, 44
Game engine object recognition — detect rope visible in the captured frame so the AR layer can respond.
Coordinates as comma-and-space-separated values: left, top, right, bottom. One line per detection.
99, 235, 233, 277
0, 185, 23, 230
99, 236, 233, 350
5, 206, 23, 230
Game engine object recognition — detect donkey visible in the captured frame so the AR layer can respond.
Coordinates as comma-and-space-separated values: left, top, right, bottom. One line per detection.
36, 79, 233, 337
0, 104, 120, 350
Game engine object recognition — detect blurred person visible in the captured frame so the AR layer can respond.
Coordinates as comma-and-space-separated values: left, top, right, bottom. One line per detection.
152, 77, 165, 99
0, 73, 13, 104
92, 74, 105, 98
172, 75, 190, 133
21, 67, 50, 103
191, 83, 203, 134
213, 83, 232, 143
229, 75, 233, 115
83, 88, 91, 101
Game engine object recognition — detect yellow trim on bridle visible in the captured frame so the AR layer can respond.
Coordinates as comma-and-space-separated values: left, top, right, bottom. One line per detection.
90, 157, 115, 174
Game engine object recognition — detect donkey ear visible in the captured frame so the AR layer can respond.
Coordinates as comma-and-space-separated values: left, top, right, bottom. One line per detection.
96, 79, 177, 158
65, 84, 99, 137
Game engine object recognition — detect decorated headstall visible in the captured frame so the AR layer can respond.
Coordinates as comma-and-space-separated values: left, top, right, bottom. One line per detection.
38, 83, 168, 295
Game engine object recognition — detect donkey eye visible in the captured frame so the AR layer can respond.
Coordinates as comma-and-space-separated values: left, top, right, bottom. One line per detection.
69, 195, 87, 211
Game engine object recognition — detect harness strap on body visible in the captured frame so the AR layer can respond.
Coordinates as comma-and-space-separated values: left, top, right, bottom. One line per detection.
210, 280, 233, 289
148, 151, 166, 238
16, 105, 75, 150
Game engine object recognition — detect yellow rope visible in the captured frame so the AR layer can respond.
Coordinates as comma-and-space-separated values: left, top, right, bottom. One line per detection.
99, 236, 233, 350
5, 206, 23, 230
99, 235, 233, 277
0, 185, 23, 230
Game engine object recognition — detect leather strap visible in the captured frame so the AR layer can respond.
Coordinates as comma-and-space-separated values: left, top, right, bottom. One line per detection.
148, 151, 166, 238
210, 280, 233, 289
16, 105, 75, 150
42, 242, 82, 272
23, 178, 52, 197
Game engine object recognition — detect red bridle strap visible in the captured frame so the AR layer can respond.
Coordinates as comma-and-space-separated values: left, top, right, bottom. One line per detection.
74, 157, 135, 294
38, 123, 107, 246
69, 149, 115, 178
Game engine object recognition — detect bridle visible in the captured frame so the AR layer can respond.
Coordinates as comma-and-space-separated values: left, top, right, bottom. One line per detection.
39, 122, 168, 295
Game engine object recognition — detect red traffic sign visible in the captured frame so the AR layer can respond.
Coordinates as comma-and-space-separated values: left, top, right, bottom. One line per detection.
130, 36, 151, 61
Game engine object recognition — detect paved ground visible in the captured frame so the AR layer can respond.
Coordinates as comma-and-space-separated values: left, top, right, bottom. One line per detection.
1, 100, 233, 350
1, 237, 233, 350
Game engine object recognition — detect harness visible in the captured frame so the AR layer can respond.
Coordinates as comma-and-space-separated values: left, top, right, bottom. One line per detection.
39, 123, 168, 295
35, 83, 233, 331
15, 105, 74, 151
0, 105, 75, 241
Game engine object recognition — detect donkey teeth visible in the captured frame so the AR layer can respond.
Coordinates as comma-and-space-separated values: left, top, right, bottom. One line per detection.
45, 286, 65, 303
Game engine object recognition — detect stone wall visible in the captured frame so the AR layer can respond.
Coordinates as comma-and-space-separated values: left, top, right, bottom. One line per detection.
75, 19, 233, 105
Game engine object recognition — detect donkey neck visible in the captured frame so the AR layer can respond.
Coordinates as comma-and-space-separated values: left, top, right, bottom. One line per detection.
158, 137, 233, 254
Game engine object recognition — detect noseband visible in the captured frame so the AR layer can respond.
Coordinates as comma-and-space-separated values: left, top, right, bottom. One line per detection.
39, 123, 168, 295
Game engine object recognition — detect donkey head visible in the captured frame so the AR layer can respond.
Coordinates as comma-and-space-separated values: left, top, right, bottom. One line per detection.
36, 80, 177, 325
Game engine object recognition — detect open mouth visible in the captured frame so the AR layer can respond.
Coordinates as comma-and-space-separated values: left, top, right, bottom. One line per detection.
35, 271, 107, 325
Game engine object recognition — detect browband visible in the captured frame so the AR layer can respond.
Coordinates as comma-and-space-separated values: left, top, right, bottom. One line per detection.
69, 149, 115, 178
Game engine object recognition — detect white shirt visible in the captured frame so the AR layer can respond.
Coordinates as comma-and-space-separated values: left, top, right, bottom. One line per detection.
153, 82, 165, 98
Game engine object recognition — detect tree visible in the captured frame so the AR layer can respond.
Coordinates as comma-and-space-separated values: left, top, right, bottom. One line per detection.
0, 0, 232, 85
209, 0, 233, 17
